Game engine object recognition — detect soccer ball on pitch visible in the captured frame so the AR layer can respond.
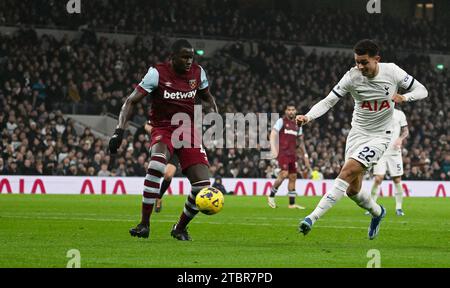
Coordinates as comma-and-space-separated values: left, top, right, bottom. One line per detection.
195, 187, 224, 215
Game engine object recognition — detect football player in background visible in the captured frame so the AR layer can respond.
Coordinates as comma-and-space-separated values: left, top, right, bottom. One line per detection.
268, 103, 310, 209
370, 108, 409, 216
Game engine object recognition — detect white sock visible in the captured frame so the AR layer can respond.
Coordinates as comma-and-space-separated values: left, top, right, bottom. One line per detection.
394, 182, 403, 210
307, 178, 348, 224
370, 183, 379, 202
349, 190, 382, 217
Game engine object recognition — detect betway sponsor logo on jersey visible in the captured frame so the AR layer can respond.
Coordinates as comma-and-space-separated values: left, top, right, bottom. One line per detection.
361, 100, 391, 111
284, 129, 298, 136
164, 90, 197, 99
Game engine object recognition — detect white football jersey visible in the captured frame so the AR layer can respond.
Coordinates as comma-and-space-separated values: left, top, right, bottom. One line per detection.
332, 63, 414, 133
384, 109, 408, 155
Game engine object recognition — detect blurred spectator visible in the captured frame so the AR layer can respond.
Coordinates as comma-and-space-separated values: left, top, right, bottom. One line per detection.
97, 163, 111, 177
212, 175, 229, 195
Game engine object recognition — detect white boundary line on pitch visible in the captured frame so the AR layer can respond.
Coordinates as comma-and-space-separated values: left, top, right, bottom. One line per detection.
2, 215, 448, 232
1, 212, 447, 226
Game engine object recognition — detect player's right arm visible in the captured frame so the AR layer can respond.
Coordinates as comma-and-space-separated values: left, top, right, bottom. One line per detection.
270, 129, 279, 158
144, 120, 153, 135
117, 89, 148, 129
296, 71, 351, 126
109, 67, 157, 154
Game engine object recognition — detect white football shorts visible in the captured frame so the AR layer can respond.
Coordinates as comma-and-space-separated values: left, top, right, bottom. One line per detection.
373, 152, 404, 177
345, 128, 391, 168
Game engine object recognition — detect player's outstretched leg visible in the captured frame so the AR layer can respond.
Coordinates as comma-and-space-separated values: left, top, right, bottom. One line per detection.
130, 143, 169, 238
299, 178, 348, 235
171, 164, 210, 241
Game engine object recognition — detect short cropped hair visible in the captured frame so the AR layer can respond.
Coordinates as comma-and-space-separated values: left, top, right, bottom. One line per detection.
286, 102, 296, 109
171, 39, 193, 54
353, 39, 380, 57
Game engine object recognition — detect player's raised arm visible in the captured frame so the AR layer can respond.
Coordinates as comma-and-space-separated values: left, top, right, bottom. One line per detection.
297, 71, 351, 126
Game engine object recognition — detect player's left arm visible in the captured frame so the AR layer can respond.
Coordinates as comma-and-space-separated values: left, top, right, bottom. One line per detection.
198, 88, 218, 113
392, 64, 428, 103
394, 110, 409, 148
198, 66, 218, 113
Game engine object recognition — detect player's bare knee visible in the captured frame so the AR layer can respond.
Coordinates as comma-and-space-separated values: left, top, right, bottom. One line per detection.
280, 171, 289, 179
338, 168, 356, 183
392, 176, 401, 184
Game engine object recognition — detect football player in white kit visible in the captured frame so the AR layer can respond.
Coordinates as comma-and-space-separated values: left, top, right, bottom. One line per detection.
370, 108, 409, 216
296, 39, 428, 240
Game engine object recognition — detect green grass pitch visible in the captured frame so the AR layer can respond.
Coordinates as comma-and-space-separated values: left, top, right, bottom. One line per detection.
0, 194, 449, 268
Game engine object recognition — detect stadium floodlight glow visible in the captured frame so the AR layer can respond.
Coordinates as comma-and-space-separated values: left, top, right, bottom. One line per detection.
196, 50, 205, 56
436, 64, 444, 70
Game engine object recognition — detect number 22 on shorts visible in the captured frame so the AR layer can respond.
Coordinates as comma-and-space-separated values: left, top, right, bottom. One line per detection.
358, 146, 376, 163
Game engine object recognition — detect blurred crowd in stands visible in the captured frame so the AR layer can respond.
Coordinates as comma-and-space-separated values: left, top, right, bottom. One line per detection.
0, 27, 449, 180
0, 0, 449, 53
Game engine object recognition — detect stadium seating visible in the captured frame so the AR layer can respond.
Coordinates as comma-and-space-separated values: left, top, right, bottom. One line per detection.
0, 27, 449, 180
0, 0, 448, 53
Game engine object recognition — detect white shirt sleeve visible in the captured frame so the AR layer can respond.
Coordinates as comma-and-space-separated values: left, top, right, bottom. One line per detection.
273, 118, 283, 131
138, 67, 159, 93
305, 71, 351, 120
393, 64, 415, 90
402, 78, 428, 102
332, 70, 352, 98
199, 66, 209, 90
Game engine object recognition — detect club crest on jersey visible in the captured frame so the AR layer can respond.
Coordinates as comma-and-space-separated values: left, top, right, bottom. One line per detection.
189, 79, 197, 89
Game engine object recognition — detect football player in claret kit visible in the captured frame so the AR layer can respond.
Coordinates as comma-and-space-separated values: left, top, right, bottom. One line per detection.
109, 39, 218, 241
296, 39, 428, 239
268, 103, 310, 209
370, 108, 409, 216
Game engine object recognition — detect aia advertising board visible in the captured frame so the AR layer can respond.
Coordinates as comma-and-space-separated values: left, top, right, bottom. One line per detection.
0, 176, 448, 197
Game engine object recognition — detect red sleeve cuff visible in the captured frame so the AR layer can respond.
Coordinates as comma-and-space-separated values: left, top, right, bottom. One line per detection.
136, 85, 149, 96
